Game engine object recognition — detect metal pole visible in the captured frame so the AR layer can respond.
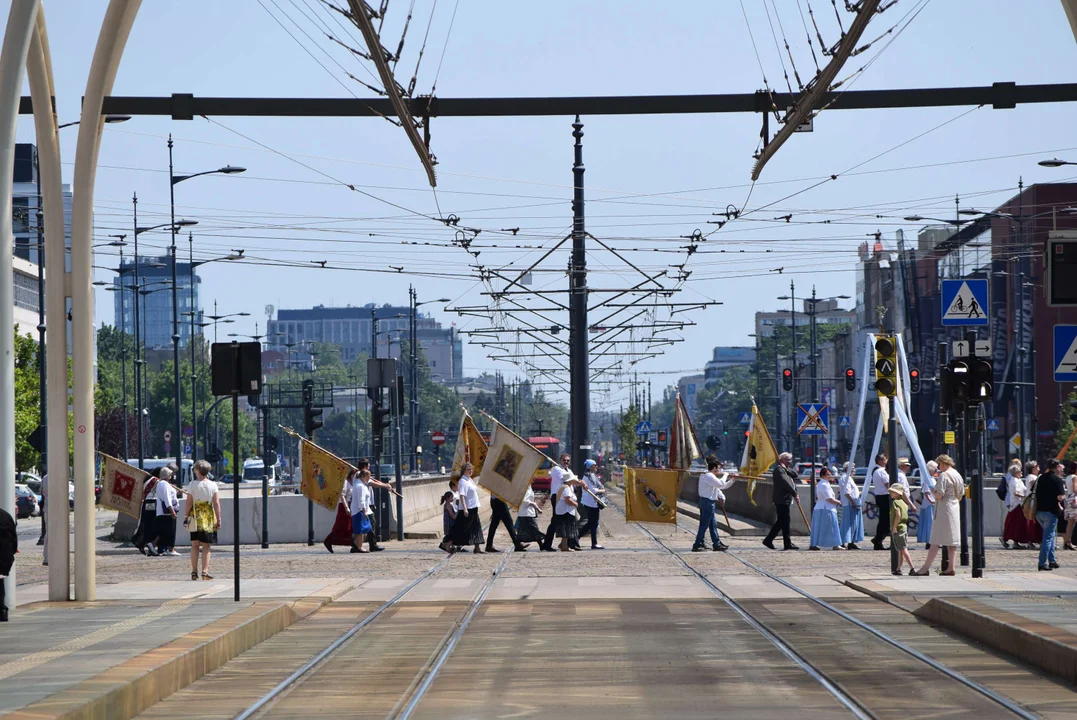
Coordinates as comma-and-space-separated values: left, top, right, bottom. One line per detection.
35, 176, 47, 480
189, 232, 198, 460
231, 341, 240, 601
168, 135, 182, 472
775, 329, 782, 448
410, 286, 418, 473
790, 281, 797, 454
569, 116, 590, 475
119, 242, 128, 459
810, 287, 818, 511
394, 376, 404, 541
261, 405, 269, 549
969, 402, 984, 577
133, 194, 144, 469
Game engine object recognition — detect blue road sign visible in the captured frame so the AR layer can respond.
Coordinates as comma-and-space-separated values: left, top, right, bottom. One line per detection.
738, 411, 752, 425
635, 421, 652, 436
797, 403, 829, 436
1053, 324, 1077, 381
838, 415, 851, 428
987, 419, 1000, 431
941, 278, 989, 326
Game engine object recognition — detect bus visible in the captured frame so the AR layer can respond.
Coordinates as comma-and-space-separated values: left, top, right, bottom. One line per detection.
528, 436, 561, 492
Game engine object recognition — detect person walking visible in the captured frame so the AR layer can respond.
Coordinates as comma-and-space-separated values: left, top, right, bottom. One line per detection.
1062, 461, 1077, 552
892, 459, 919, 572
0, 506, 16, 621
579, 459, 608, 550
1001, 460, 1030, 550
868, 454, 891, 551
183, 460, 220, 580
888, 483, 915, 575
1025, 461, 1042, 549
1034, 458, 1066, 571
350, 469, 374, 553
912, 455, 964, 577
439, 488, 458, 553
694, 457, 732, 552
452, 463, 486, 554
917, 460, 937, 548
514, 480, 546, 547
763, 452, 799, 551
838, 462, 863, 550
808, 466, 843, 551
132, 474, 160, 556
554, 472, 581, 552
486, 491, 528, 553
542, 453, 573, 551
154, 467, 181, 557
324, 469, 356, 553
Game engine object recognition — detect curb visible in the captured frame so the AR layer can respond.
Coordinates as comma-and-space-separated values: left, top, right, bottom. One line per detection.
914, 596, 1077, 686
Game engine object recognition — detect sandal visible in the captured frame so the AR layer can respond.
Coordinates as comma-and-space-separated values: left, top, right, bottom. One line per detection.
191, 571, 199, 581
201, 572, 214, 580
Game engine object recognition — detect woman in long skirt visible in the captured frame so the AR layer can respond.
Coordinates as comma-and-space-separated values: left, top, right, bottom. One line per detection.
838, 462, 864, 550
450, 464, 485, 553
912, 455, 964, 576
514, 481, 545, 545
132, 475, 160, 555
324, 470, 356, 553
917, 460, 937, 547
554, 477, 580, 552
1001, 460, 1030, 549
809, 467, 843, 551
1025, 461, 1043, 547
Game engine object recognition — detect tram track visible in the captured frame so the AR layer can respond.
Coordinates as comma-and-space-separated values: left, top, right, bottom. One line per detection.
611, 494, 1040, 719
233, 548, 512, 720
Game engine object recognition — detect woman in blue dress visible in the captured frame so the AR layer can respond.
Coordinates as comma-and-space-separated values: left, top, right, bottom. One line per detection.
809, 466, 844, 550
838, 462, 864, 550
917, 460, 937, 547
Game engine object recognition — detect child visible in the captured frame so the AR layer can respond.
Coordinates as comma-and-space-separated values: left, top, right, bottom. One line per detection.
888, 483, 915, 575
439, 489, 458, 553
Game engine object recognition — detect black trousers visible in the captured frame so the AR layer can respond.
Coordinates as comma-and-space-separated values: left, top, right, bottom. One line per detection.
579, 505, 601, 546
872, 494, 891, 548
487, 497, 519, 548
543, 503, 579, 549
0, 576, 6, 615
764, 504, 793, 548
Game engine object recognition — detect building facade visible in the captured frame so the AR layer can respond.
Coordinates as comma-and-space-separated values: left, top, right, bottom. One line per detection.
703, 346, 757, 387
267, 303, 463, 382
112, 255, 200, 349
677, 374, 706, 414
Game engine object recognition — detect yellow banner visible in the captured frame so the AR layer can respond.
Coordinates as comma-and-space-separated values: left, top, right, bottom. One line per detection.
740, 403, 778, 506
299, 439, 352, 511
98, 453, 150, 520
624, 466, 680, 524
450, 411, 488, 482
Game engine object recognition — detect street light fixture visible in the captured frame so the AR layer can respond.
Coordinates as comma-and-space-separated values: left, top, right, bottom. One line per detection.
1038, 158, 1077, 167
56, 114, 131, 130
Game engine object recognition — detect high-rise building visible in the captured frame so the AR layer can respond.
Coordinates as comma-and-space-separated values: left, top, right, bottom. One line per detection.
266, 303, 463, 381
677, 374, 706, 414
112, 255, 200, 349
702, 346, 756, 387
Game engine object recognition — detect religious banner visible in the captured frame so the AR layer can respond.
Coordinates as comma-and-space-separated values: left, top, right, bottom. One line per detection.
669, 393, 702, 473
299, 438, 352, 511
97, 454, 149, 520
450, 410, 489, 483
478, 421, 545, 509
740, 402, 778, 506
623, 466, 680, 524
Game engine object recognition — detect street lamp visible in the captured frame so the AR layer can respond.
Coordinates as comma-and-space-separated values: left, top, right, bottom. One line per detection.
804, 288, 850, 504
56, 114, 131, 130
1037, 158, 1077, 167
167, 133, 246, 470
409, 288, 450, 473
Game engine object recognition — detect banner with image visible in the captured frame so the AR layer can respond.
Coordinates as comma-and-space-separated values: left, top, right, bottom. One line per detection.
98, 453, 150, 520
299, 438, 353, 511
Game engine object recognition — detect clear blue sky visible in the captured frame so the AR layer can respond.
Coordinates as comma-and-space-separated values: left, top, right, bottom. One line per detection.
11, 0, 1077, 410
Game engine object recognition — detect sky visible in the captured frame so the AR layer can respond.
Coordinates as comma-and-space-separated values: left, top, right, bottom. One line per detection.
11, 0, 1077, 411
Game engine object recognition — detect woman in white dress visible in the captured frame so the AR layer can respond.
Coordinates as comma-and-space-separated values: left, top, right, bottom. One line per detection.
912, 454, 964, 577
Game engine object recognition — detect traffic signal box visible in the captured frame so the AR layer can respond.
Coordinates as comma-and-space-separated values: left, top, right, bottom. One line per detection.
874, 335, 898, 397
302, 379, 323, 436
845, 367, 856, 391
909, 368, 921, 394
782, 368, 793, 391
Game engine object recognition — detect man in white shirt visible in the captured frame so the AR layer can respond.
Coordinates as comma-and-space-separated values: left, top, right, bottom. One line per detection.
869, 453, 891, 551
694, 457, 734, 552
155, 468, 181, 557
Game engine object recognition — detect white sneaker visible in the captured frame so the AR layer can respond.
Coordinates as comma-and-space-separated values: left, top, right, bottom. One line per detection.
166, 550, 181, 557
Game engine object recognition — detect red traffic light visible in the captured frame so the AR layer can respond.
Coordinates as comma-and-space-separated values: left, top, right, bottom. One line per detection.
846, 368, 854, 377
910, 369, 920, 379
783, 369, 793, 377
744, 430, 750, 437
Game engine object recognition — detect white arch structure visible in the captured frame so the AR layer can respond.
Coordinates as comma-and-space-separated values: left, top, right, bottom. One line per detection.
1, 0, 1077, 604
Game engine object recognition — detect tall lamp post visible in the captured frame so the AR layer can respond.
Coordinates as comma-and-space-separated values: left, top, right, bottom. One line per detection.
777, 282, 798, 454
804, 288, 851, 510
409, 288, 449, 473
167, 134, 245, 472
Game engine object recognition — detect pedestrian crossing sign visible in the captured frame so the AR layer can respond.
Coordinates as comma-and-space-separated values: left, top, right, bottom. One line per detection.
1054, 325, 1077, 382
987, 419, 999, 431
838, 415, 850, 428
796, 403, 829, 436
941, 278, 989, 326
739, 412, 752, 425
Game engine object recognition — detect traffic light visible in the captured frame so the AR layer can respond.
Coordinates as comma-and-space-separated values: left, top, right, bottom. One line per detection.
782, 368, 793, 391
371, 398, 392, 439
265, 450, 278, 467
304, 405, 323, 436
845, 367, 856, 392
909, 368, 921, 394
950, 359, 970, 404
705, 434, 718, 450
969, 358, 993, 404
874, 335, 898, 397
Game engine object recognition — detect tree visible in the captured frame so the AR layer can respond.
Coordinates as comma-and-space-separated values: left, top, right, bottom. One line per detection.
1055, 392, 1077, 464
14, 327, 42, 472
615, 404, 641, 459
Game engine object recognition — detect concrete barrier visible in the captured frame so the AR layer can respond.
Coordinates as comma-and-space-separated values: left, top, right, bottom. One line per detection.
112, 474, 453, 545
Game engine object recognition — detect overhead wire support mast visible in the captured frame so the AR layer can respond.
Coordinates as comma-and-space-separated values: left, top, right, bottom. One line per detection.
346, 0, 438, 186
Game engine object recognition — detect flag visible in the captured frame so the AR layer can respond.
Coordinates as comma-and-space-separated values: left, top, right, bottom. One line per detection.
669, 393, 702, 472
478, 421, 546, 509
98, 454, 149, 520
450, 410, 489, 483
299, 438, 352, 511
624, 466, 680, 524
740, 402, 778, 506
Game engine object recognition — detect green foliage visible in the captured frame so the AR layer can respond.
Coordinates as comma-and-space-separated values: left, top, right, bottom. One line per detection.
693, 366, 755, 435
1057, 391, 1077, 464
616, 404, 641, 458
14, 327, 42, 472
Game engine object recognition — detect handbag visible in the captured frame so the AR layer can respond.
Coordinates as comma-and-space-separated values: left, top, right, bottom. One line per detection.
995, 476, 1008, 502
1022, 492, 1037, 521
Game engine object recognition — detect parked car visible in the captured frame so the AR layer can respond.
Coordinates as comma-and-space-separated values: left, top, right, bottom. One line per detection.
218, 474, 246, 484
793, 462, 826, 480
18, 472, 43, 496
15, 484, 39, 519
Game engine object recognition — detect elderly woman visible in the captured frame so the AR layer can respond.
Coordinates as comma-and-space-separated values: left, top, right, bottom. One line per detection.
839, 462, 864, 550
808, 467, 843, 551
1001, 460, 1030, 549
911, 455, 964, 576
917, 460, 937, 547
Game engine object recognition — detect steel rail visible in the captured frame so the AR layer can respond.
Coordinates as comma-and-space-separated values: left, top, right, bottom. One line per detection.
233, 553, 453, 720
397, 548, 513, 719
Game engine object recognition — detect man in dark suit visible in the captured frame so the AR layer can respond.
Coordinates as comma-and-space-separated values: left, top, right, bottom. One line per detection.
0, 506, 17, 622
763, 452, 800, 550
